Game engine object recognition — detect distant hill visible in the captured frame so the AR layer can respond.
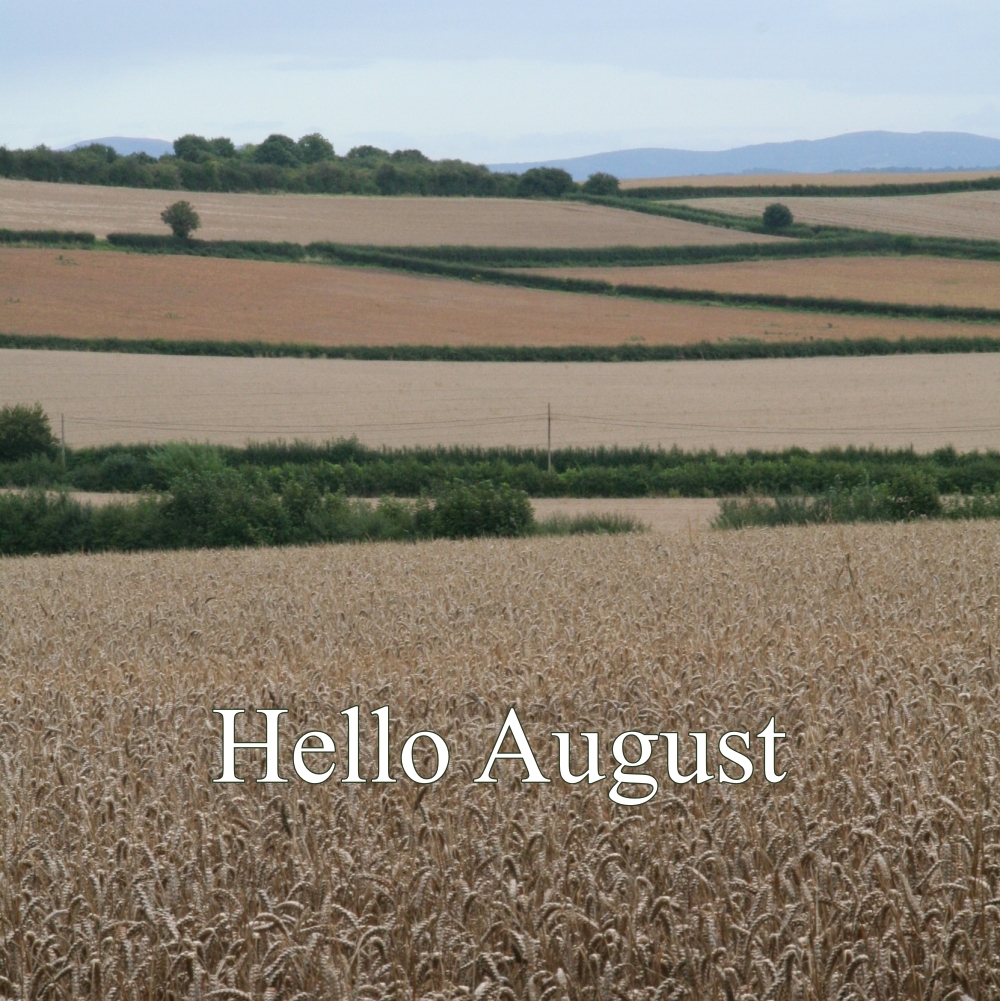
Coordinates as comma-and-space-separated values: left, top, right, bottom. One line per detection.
490, 131, 1000, 181
60, 137, 174, 158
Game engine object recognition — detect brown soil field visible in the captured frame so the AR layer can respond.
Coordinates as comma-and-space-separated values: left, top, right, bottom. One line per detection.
5, 348, 1000, 451
0, 177, 782, 246
2, 522, 999, 997
3, 247, 997, 349
536, 255, 1000, 308
620, 169, 1000, 189
685, 190, 1000, 240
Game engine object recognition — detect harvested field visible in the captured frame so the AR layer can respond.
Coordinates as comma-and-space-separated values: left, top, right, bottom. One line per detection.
537, 255, 1000, 309
620, 169, 1000, 189
2, 522, 1000, 998
685, 190, 1000, 240
0, 177, 783, 246
4, 247, 999, 349
4, 348, 1000, 451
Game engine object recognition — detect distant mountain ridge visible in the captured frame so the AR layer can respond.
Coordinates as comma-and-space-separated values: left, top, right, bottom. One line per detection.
61, 137, 174, 157
489, 131, 1000, 181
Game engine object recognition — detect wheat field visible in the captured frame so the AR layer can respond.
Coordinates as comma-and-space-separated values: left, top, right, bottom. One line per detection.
686, 190, 1000, 241
1, 522, 998, 998
619, 169, 1000, 189
5, 348, 1000, 451
0, 178, 782, 247
537, 255, 1000, 309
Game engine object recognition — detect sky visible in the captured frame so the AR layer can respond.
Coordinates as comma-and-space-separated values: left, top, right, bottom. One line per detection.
3, 0, 1000, 162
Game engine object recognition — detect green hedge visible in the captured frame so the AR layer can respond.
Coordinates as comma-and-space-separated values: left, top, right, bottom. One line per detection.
0, 228, 96, 245
8, 441, 1000, 500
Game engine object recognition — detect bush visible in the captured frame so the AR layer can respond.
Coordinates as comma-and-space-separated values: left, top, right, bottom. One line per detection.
0, 403, 58, 462
426, 481, 534, 539
516, 167, 576, 199
884, 468, 942, 518
582, 172, 620, 196
762, 202, 793, 230
160, 200, 200, 239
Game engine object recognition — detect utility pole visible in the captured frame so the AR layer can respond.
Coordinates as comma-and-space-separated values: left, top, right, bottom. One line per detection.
547, 403, 552, 473
60, 413, 66, 470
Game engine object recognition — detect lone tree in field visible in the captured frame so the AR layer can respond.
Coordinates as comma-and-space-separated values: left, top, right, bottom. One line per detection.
161, 200, 201, 239
762, 202, 793, 230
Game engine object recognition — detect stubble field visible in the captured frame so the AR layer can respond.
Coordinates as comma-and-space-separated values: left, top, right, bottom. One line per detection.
685, 190, 1000, 240
536, 255, 1000, 308
4, 348, 999, 450
0, 178, 782, 246
3, 248, 997, 350
1, 522, 998, 999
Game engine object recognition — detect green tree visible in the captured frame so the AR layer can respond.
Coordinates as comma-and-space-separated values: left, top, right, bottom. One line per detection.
297, 133, 335, 163
252, 134, 301, 167
173, 134, 214, 163
582, 172, 620, 196
160, 200, 201, 239
0, 403, 58, 462
762, 202, 794, 230
516, 167, 576, 198
209, 137, 237, 158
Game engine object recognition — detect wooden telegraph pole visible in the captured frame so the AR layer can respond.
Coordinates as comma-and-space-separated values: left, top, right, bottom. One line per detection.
61, 414, 66, 470
547, 403, 552, 473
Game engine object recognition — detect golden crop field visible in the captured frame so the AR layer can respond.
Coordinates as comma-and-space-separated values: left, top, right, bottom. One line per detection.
1, 522, 998, 998
619, 169, 1000, 189
686, 190, 1000, 240
0, 178, 782, 247
5, 347, 1000, 451
536, 255, 1000, 308
4, 248, 997, 350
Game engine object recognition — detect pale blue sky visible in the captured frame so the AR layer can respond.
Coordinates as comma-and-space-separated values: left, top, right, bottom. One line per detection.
3, 1, 1000, 160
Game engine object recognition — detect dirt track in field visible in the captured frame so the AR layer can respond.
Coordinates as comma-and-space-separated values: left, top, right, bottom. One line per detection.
4, 348, 999, 451
620, 170, 1000, 189
3, 248, 997, 348
686, 191, 1000, 240
0, 178, 782, 247
536, 255, 1000, 309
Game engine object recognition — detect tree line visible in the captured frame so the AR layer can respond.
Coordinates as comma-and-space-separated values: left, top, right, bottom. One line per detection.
0, 133, 619, 198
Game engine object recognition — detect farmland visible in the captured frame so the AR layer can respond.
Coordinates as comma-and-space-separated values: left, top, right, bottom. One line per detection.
684, 190, 1000, 240
2, 522, 998, 998
0, 177, 782, 246
4, 347, 1000, 450
6, 247, 1000, 350
537, 255, 1000, 309
619, 168, 1000, 189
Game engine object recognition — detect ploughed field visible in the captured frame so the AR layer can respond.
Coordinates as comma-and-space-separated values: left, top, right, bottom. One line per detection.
0, 178, 782, 246
5, 348, 1000, 450
3, 248, 999, 350
619, 169, 1000, 189
536, 255, 1000, 308
685, 190, 1000, 240
1, 523, 998, 999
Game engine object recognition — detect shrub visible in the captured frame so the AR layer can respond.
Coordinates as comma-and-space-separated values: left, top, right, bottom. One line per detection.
883, 467, 942, 518
160, 200, 200, 239
582, 172, 620, 196
428, 481, 535, 539
0, 403, 58, 462
762, 202, 794, 230
516, 167, 576, 199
